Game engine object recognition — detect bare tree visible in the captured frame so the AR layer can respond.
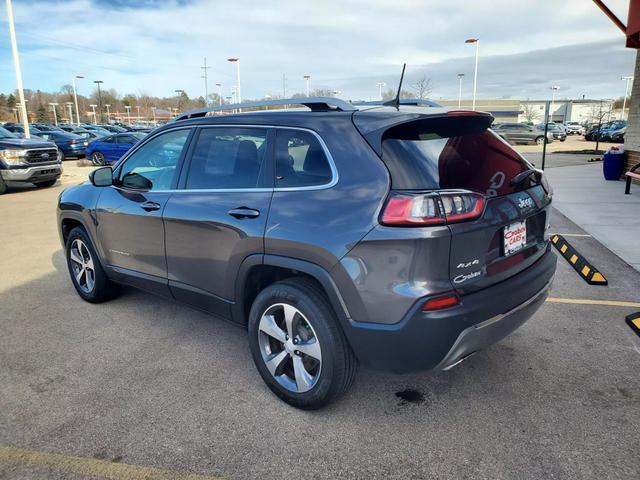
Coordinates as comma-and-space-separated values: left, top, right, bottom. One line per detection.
521, 102, 541, 123
411, 75, 432, 99
382, 88, 413, 101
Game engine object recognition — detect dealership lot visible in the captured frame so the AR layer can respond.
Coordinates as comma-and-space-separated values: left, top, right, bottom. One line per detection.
1, 173, 639, 479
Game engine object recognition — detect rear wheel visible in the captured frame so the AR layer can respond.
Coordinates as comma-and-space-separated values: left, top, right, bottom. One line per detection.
65, 226, 119, 303
248, 278, 357, 410
34, 179, 57, 188
91, 152, 105, 166
535, 136, 544, 145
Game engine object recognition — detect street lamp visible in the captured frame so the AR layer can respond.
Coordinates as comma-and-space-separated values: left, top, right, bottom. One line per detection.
550, 86, 560, 122
72, 75, 84, 126
465, 38, 480, 110
376, 82, 386, 100
93, 80, 104, 123
227, 58, 241, 110
457, 74, 465, 108
48, 102, 59, 125
6, 0, 30, 138
89, 104, 97, 124
215, 83, 223, 106
621, 76, 633, 120
65, 102, 74, 124
104, 104, 111, 123
124, 105, 131, 125
304, 75, 311, 97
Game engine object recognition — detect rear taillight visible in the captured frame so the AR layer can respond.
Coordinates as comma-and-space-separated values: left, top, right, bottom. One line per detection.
68, 140, 78, 145
381, 190, 485, 227
422, 293, 460, 311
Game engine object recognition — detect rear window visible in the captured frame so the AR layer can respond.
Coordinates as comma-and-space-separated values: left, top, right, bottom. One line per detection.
381, 116, 531, 196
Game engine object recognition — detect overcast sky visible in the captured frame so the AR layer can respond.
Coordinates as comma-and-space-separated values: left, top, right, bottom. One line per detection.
0, 0, 636, 101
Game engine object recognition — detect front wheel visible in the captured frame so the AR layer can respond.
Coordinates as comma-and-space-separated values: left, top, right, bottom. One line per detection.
91, 152, 105, 166
57, 150, 65, 162
535, 136, 545, 145
248, 278, 357, 410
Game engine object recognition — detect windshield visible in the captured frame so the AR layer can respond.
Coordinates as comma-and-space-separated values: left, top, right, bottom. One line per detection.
0, 126, 17, 139
381, 116, 533, 196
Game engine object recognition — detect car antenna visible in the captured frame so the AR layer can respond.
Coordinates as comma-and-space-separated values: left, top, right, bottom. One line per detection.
383, 63, 406, 109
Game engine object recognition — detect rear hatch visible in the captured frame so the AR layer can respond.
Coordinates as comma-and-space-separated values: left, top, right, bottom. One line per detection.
361, 111, 552, 294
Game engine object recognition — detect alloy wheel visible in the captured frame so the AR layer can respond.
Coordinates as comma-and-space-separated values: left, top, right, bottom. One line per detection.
69, 239, 96, 294
258, 303, 322, 393
91, 152, 105, 166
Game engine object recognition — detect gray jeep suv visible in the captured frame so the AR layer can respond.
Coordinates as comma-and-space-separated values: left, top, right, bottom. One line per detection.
57, 98, 556, 409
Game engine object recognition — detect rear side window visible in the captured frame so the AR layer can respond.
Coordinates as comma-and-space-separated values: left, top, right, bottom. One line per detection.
185, 127, 268, 189
275, 130, 332, 188
101, 136, 115, 144
381, 116, 531, 197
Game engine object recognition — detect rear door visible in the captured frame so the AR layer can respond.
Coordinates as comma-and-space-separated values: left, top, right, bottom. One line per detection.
163, 126, 273, 319
377, 114, 552, 294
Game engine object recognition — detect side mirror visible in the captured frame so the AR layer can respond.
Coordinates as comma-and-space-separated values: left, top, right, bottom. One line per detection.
90, 167, 113, 187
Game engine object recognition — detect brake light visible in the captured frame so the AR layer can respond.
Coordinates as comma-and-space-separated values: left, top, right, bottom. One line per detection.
381, 191, 485, 226
422, 294, 460, 311
68, 140, 79, 145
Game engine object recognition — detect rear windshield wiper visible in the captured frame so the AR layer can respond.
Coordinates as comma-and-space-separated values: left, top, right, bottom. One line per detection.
510, 169, 537, 188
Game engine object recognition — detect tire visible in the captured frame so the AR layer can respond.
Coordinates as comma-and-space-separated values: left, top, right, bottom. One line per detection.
91, 152, 105, 166
0, 176, 7, 195
65, 226, 119, 303
535, 136, 544, 145
560, 137, 566, 142
57, 149, 65, 162
248, 278, 357, 410
34, 179, 57, 188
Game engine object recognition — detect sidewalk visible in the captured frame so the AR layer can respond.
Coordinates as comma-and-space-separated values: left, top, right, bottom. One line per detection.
545, 163, 640, 271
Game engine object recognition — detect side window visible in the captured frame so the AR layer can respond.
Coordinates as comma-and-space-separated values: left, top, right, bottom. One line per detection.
185, 127, 268, 189
101, 136, 115, 144
39, 133, 52, 140
117, 129, 190, 191
275, 130, 332, 188
118, 135, 137, 144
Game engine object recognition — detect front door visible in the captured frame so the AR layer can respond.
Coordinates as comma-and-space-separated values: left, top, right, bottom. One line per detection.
163, 126, 273, 319
96, 127, 193, 295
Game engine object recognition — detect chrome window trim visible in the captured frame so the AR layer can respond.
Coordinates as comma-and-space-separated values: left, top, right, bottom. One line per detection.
121, 123, 338, 194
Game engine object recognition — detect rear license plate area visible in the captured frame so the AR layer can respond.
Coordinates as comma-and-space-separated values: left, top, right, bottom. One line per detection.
504, 221, 527, 256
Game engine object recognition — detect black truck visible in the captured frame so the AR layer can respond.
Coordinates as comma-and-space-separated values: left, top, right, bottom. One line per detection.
0, 125, 61, 195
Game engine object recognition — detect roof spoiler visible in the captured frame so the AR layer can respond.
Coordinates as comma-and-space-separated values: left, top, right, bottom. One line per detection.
174, 97, 356, 121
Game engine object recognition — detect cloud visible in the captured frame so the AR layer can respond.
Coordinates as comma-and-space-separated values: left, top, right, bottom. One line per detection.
0, 0, 635, 101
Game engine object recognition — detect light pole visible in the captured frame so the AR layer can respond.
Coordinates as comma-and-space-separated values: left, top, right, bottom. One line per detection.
465, 38, 480, 110
304, 75, 311, 97
174, 89, 184, 113
457, 73, 465, 108
621, 76, 633, 120
550, 86, 560, 123
215, 83, 223, 106
93, 80, 104, 123
48, 102, 59, 125
104, 104, 111, 123
6, 0, 30, 138
227, 58, 241, 110
66, 102, 73, 124
72, 75, 84, 126
376, 82, 386, 100
89, 104, 97, 124
201, 57, 210, 105
124, 105, 131, 125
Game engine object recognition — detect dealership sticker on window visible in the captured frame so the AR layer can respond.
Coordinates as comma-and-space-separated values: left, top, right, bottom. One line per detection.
504, 221, 526, 256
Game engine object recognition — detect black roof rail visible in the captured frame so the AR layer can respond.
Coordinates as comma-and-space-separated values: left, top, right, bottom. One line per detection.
353, 98, 442, 108
174, 97, 356, 121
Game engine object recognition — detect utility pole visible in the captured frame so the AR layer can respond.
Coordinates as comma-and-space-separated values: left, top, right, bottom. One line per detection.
174, 89, 184, 113
48, 102, 59, 125
621, 76, 633, 120
94, 80, 104, 123
201, 57, 211, 105
72, 75, 84, 126
465, 38, 480, 110
6, 0, 30, 138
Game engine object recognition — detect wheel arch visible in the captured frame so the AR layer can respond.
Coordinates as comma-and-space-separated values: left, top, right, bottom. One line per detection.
233, 254, 351, 328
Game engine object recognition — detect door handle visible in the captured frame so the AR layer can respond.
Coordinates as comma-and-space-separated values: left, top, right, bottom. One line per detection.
140, 201, 161, 212
228, 207, 260, 219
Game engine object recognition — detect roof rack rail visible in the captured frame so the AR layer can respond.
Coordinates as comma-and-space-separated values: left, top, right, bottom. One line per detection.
174, 97, 356, 121
353, 98, 442, 108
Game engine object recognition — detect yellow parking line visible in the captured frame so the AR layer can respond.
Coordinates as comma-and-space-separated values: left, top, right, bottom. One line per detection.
547, 297, 640, 308
0, 446, 223, 480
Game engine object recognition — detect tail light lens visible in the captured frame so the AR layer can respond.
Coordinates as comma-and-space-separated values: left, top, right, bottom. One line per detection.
381, 190, 485, 226
68, 140, 78, 145
422, 293, 460, 311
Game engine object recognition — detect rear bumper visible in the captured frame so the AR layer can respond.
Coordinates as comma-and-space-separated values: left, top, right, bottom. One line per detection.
1, 164, 62, 182
342, 247, 557, 373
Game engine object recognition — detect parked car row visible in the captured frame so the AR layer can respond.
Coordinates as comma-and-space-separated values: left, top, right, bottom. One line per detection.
584, 120, 627, 143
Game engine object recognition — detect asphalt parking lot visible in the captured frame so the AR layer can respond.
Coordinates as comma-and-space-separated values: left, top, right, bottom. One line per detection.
1, 175, 639, 480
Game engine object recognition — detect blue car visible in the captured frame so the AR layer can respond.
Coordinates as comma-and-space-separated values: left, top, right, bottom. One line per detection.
85, 132, 146, 165
36, 131, 87, 161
